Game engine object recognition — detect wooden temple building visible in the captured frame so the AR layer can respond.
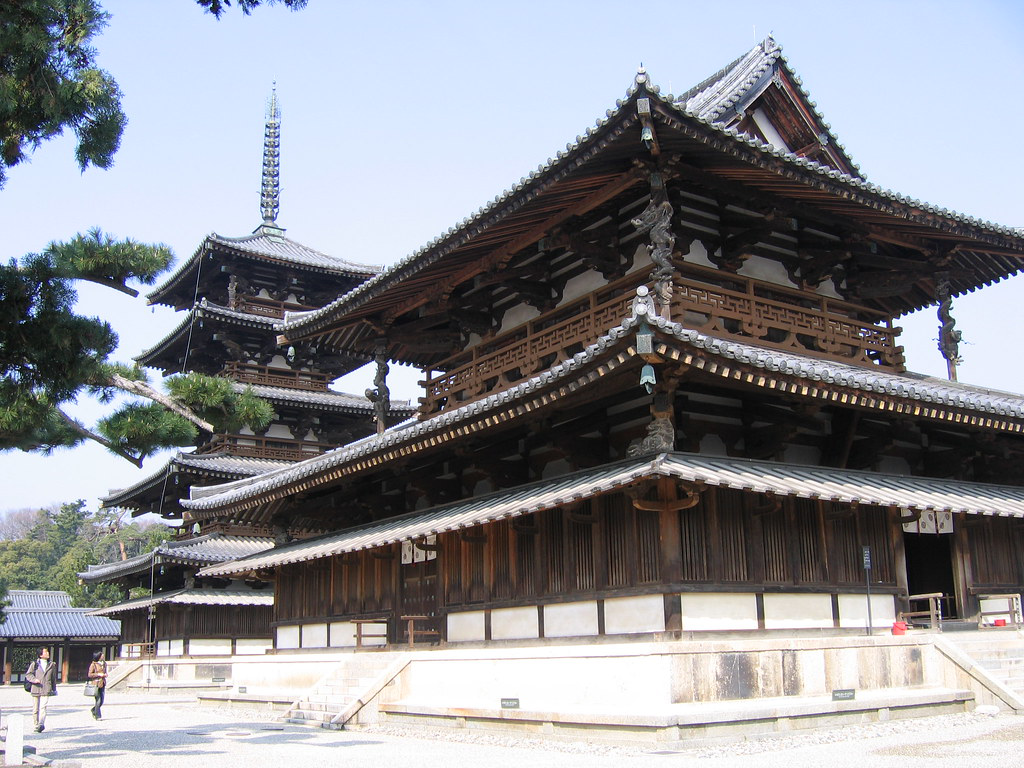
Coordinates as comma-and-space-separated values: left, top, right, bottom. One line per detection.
87, 92, 411, 658
171, 41, 1024, 654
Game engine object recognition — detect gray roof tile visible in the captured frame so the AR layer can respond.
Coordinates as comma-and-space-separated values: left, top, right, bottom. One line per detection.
184, 307, 1024, 514
90, 587, 274, 616
199, 450, 1024, 577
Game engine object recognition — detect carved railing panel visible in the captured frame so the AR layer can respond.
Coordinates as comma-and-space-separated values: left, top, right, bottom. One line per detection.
671, 265, 904, 371
234, 296, 316, 320
222, 361, 330, 391
419, 266, 904, 417
421, 273, 643, 416
198, 433, 335, 461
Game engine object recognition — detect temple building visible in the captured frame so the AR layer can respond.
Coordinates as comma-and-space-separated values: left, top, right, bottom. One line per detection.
184, 38, 1024, 656
87, 92, 412, 658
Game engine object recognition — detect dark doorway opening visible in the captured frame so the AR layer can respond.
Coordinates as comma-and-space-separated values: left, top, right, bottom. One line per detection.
903, 533, 958, 619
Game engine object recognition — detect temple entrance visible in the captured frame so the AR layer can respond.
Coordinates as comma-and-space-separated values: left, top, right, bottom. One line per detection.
399, 539, 439, 643
903, 532, 958, 620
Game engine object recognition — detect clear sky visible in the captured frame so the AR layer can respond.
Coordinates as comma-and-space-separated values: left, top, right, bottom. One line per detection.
2, 0, 1023, 515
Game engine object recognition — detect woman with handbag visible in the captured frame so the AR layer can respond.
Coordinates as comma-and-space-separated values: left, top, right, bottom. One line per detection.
87, 651, 107, 720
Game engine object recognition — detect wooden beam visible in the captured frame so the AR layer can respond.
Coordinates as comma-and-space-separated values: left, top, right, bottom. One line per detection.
382, 167, 647, 323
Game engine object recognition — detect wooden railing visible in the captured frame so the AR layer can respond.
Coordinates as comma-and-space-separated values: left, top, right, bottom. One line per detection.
420, 273, 642, 416
198, 433, 335, 461
670, 264, 905, 371
419, 266, 905, 417
234, 296, 316, 320
222, 361, 330, 392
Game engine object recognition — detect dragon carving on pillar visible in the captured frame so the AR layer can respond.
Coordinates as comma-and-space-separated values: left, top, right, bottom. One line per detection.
631, 173, 676, 319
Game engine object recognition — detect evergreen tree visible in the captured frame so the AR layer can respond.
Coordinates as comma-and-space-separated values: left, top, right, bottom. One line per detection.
0, 1, 301, 465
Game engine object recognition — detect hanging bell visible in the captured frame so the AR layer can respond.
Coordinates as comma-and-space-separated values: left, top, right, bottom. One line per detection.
640, 363, 656, 394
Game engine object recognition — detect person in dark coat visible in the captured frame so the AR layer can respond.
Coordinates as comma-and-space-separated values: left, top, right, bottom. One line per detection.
25, 646, 58, 732
87, 651, 107, 719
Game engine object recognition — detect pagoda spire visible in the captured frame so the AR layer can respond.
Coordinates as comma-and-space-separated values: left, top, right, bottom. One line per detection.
260, 86, 281, 226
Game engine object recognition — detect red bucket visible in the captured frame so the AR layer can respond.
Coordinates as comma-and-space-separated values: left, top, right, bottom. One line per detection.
995, 619, 1007, 627
892, 621, 907, 635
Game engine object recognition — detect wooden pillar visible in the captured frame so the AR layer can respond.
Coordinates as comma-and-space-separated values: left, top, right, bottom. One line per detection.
3, 639, 11, 685
61, 638, 70, 683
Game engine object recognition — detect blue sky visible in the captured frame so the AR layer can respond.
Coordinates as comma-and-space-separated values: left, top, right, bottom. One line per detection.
2, 0, 1023, 513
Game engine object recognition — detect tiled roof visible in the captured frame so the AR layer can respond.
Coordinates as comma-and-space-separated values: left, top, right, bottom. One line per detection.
7, 590, 73, 610
277, 65, 1022, 347
234, 382, 413, 414
184, 303, 1024, 514
135, 299, 277, 366
0, 591, 120, 639
676, 37, 859, 176
198, 449, 1024, 577
147, 225, 380, 305
206, 227, 380, 274
89, 587, 274, 616
101, 452, 291, 508
78, 533, 275, 583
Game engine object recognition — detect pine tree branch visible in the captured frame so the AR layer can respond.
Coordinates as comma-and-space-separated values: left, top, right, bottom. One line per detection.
77, 276, 139, 297
108, 373, 215, 433
54, 408, 144, 468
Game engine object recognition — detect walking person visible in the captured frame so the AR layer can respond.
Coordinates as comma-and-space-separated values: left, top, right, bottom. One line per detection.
25, 647, 58, 732
87, 651, 107, 719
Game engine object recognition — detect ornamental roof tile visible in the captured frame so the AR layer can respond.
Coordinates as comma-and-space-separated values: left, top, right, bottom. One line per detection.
676, 37, 859, 176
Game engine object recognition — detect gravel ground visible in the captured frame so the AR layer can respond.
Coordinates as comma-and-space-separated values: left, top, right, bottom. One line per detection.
1, 686, 1021, 768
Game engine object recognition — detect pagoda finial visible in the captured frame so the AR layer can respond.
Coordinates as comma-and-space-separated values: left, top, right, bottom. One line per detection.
260, 84, 281, 226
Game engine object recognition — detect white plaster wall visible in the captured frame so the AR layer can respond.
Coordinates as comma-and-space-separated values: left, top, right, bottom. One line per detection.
491, 606, 539, 640
498, 303, 540, 335
837, 593, 897, 629
265, 423, 294, 439
301, 623, 328, 648
276, 625, 300, 650
738, 254, 797, 288
329, 621, 355, 647
543, 601, 599, 638
559, 270, 605, 306
268, 354, 290, 368
188, 638, 232, 656
680, 239, 715, 268
763, 593, 833, 629
626, 242, 653, 274
234, 638, 271, 655
698, 433, 729, 457
604, 595, 665, 635
680, 593, 758, 631
541, 457, 572, 480
447, 610, 486, 642
156, 639, 184, 657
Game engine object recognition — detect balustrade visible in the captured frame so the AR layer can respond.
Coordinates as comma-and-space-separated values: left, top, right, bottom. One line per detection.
199, 433, 335, 461
222, 361, 330, 391
419, 266, 905, 417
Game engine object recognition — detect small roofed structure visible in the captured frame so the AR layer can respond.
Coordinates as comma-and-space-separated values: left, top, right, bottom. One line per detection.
0, 591, 120, 684
78, 533, 275, 657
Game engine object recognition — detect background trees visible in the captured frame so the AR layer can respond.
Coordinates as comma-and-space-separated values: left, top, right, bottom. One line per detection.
0, 501, 172, 607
